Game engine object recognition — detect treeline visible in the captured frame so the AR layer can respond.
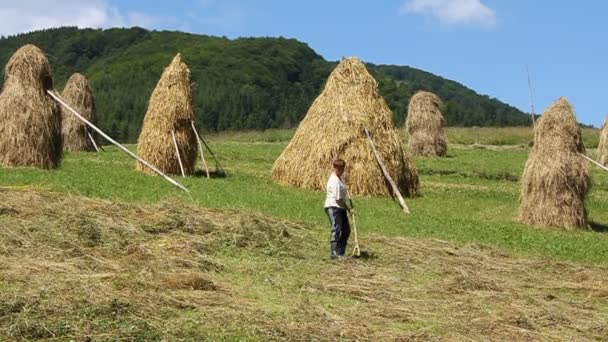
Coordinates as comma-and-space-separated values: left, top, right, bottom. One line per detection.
0, 27, 531, 142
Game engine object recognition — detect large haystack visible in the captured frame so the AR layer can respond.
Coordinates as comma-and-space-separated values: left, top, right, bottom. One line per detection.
518, 97, 590, 229
61, 73, 98, 152
406, 91, 447, 157
597, 116, 608, 166
0, 44, 61, 169
271, 57, 418, 196
137, 53, 196, 175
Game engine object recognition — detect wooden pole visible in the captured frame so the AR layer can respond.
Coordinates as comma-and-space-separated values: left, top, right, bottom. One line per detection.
581, 153, 608, 172
527, 65, 536, 128
364, 127, 410, 214
87, 130, 100, 153
171, 129, 186, 178
190, 120, 210, 178
47, 90, 190, 193
198, 133, 226, 176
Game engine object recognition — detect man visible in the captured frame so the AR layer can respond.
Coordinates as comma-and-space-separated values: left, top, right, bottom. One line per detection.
324, 158, 351, 259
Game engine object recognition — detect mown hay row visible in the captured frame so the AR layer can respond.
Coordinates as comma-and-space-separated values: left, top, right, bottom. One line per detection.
0, 44, 61, 168
518, 97, 590, 229
137, 53, 196, 175
406, 90, 447, 157
272, 57, 418, 196
61, 73, 98, 152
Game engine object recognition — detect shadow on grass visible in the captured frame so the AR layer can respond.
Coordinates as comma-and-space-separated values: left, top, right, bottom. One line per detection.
589, 222, 608, 233
193, 169, 228, 179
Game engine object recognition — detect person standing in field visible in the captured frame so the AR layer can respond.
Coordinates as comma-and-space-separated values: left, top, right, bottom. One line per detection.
324, 159, 351, 259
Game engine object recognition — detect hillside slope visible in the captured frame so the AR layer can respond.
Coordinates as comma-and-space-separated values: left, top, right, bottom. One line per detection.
0, 27, 530, 141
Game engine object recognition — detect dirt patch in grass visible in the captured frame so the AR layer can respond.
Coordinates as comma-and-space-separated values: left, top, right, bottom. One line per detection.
1, 187, 607, 340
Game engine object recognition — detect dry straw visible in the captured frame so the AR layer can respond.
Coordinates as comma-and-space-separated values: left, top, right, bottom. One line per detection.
518, 97, 590, 229
597, 116, 608, 165
61, 73, 98, 152
137, 53, 196, 175
0, 44, 61, 168
272, 57, 418, 196
406, 91, 448, 157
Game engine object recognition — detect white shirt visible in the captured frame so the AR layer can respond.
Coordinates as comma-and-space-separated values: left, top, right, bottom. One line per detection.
324, 172, 348, 208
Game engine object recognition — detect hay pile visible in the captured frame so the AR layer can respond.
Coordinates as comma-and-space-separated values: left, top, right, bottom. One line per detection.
406, 91, 447, 157
597, 116, 608, 165
137, 53, 196, 175
61, 73, 98, 152
0, 44, 61, 168
518, 97, 590, 229
272, 57, 418, 196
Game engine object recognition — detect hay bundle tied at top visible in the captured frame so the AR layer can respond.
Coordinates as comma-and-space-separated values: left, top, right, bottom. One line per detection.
272, 57, 418, 197
61, 73, 98, 152
0, 44, 61, 169
137, 53, 196, 175
406, 91, 447, 157
597, 116, 608, 166
518, 97, 590, 229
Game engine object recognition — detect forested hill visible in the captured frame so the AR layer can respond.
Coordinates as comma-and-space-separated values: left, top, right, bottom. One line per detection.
0, 27, 530, 142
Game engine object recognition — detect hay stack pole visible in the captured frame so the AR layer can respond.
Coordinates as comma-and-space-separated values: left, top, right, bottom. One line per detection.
596, 116, 608, 166
137, 53, 197, 176
0, 44, 62, 169
48, 90, 189, 193
406, 91, 448, 157
272, 57, 418, 197
60, 72, 98, 152
191, 120, 210, 178
518, 97, 590, 229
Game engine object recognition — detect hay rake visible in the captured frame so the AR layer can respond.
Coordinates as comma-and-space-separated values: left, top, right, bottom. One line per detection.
348, 199, 361, 257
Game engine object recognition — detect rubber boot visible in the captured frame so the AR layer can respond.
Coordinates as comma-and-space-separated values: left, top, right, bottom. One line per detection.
330, 242, 339, 259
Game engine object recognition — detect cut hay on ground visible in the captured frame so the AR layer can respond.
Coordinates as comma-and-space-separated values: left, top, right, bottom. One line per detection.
61, 73, 98, 152
271, 57, 418, 196
519, 97, 590, 229
0, 44, 61, 168
137, 53, 196, 175
2, 187, 607, 340
406, 90, 448, 157
597, 116, 608, 166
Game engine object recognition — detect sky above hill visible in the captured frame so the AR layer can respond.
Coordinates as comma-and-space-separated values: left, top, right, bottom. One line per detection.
0, 0, 606, 126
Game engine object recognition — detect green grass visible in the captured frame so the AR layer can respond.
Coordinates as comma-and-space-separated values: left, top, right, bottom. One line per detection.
1, 128, 608, 264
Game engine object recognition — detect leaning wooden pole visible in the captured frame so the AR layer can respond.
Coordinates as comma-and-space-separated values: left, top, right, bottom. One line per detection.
171, 129, 186, 178
364, 127, 410, 214
87, 130, 100, 153
191, 120, 210, 178
581, 153, 608, 173
47, 90, 190, 193
198, 131, 226, 176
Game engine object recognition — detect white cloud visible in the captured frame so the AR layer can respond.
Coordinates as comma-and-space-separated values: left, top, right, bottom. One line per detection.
0, 0, 159, 37
400, 0, 497, 28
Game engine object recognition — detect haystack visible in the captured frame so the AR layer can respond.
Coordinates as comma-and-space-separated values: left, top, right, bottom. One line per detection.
271, 57, 418, 196
137, 53, 196, 175
61, 73, 98, 152
0, 44, 61, 169
406, 91, 447, 157
597, 116, 608, 166
518, 97, 590, 229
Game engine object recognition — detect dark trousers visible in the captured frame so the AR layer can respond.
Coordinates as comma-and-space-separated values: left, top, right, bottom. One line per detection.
325, 207, 351, 257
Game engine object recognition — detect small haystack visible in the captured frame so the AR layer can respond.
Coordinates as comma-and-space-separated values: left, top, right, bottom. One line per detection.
518, 97, 590, 229
137, 53, 196, 175
61, 73, 98, 152
597, 116, 608, 166
271, 57, 418, 196
406, 91, 448, 157
0, 44, 61, 169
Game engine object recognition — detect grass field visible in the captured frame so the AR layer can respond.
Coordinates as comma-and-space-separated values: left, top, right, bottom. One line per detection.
1, 127, 608, 340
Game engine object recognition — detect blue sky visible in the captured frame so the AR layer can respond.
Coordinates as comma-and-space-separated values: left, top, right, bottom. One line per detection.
1, 0, 606, 126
